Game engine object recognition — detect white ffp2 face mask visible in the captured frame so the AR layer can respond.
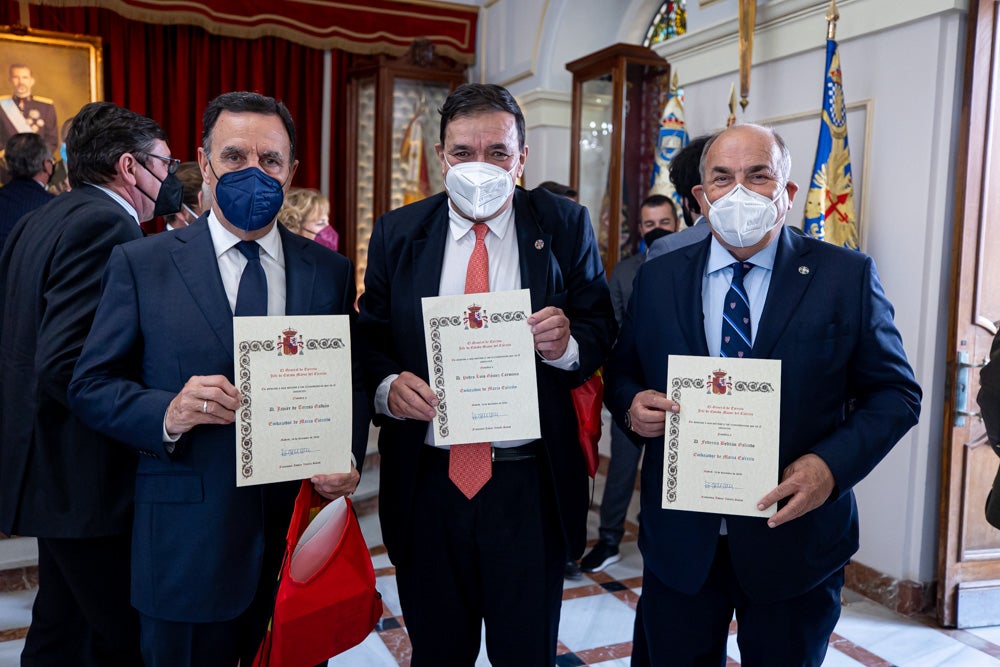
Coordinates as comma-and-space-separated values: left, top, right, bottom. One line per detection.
444, 157, 517, 221
707, 183, 782, 248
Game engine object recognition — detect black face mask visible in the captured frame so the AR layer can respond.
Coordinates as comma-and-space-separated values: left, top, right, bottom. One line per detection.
137, 162, 184, 217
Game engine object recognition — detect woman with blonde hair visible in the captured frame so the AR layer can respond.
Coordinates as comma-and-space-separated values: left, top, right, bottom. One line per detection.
278, 187, 339, 251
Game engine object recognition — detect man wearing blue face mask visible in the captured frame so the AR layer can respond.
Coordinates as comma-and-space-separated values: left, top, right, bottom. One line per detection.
68, 91, 369, 667
357, 83, 616, 666
605, 124, 922, 666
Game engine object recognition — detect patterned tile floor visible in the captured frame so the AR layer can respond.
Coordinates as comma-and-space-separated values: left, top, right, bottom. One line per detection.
3, 459, 1000, 665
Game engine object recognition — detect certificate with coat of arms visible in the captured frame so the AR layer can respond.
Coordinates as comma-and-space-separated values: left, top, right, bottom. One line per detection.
421, 289, 541, 446
233, 315, 353, 487
663, 355, 781, 518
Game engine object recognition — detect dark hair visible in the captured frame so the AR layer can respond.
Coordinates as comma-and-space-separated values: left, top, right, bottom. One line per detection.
536, 181, 578, 199
4, 132, 50, 179
66, 102, 166, 188
439, 83, 525, 150
8, 63, 30, 77
669, 134, 710, 216
640, 193, 677, 217
175, 161, 203, 210
202, 91, 296, 163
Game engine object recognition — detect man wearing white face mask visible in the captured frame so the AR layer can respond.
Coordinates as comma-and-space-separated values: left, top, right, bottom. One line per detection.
605, 124, 921, 666
357, 83, 616, 666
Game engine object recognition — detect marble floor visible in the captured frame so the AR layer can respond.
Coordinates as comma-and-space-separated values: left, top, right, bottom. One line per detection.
3, 459, 1000, 666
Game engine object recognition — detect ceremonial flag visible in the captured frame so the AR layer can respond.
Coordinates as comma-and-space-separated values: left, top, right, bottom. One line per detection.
803, 38, 859, 248
649, 74, 687, 212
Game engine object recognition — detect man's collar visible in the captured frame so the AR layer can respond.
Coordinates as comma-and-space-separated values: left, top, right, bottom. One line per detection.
706, 227, 780, 274
87, 182, 139, 226
207, 210, 284, 266
446, 199, 515, 241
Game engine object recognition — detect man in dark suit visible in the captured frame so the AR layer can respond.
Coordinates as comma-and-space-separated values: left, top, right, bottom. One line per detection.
579, 196, 677, 575
357, 83, 616, 666
0, 132, 54, 250
68, 91, 367, 667
0, 64, 58, 156
0, 101, 176, 666
978, 331, 1000, 526
605, 124, 922, 666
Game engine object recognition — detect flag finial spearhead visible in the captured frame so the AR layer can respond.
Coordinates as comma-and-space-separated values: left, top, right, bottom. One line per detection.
826, 0, 840, 40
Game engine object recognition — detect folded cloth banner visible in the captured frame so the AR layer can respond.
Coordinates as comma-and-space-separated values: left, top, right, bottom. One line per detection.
572, 371, 604, 478
22, 0, 478, 63
254, 481, 382, 667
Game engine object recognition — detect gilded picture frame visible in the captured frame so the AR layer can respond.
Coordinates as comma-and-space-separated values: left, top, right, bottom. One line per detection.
0, 26, 102, 165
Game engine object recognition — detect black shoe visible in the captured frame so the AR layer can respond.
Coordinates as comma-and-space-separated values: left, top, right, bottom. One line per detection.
564, 560, 583, 581
580, 542, 621, 573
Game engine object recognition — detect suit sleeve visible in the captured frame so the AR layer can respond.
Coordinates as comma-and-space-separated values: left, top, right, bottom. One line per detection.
809, 257, 922, 493
978, 330, 1000, 451
37, 212, 141, 408
340, 258, 373, 472
604, 261, 652, 446
68, 245, 176, 458
356, 215, 405, 400
561, 204, 617, 385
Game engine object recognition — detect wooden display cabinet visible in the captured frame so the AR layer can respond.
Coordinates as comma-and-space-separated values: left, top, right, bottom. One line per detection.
343, 40, 467, 295
567, 43, 670, 275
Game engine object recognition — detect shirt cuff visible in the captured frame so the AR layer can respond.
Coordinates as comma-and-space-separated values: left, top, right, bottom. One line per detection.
375, 374, 405, 420
162, 418, 181, 454
539, 335, 580, 371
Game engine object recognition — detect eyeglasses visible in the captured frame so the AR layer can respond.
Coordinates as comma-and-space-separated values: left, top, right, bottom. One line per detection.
145, 153, 180, 175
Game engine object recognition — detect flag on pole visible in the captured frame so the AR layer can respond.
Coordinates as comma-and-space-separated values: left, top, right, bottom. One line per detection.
649, 72, 687, 212
803, 37, 858, 249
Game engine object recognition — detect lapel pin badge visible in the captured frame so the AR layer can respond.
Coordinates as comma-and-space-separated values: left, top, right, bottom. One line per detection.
798, 266, 810, 275
534, 239, 545, 250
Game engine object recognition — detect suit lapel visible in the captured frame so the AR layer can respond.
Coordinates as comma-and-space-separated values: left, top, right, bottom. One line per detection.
410, 201, 450, 347
512, 191, 550, 310
752, 228, 814, 358
171, 217, 234, 353
279, 225, 315, 316
670, 239, 711, 356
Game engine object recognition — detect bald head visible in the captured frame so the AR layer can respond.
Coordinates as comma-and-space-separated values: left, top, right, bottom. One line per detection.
699, 124, 792, 185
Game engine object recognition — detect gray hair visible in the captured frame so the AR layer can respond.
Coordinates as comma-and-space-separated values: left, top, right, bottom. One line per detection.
698, 124, 792, 184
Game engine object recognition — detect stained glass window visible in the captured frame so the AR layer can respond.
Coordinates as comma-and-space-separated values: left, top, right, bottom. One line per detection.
643, 1, 687, 47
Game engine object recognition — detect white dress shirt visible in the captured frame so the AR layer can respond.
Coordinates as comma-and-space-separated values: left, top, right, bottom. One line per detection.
207, 211, 286, 316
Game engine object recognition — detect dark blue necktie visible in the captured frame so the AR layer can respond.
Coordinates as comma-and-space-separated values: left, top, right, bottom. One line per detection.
234, 240, 267, 316
721, 261, 753, 358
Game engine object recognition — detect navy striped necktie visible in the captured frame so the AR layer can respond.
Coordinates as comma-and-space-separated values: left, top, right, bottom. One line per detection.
721, 261, 753, 358
234, 240, 267, 316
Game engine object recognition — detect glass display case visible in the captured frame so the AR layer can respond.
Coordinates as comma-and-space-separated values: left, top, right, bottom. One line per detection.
567, 43, 670, 275
344, 40, 467, 295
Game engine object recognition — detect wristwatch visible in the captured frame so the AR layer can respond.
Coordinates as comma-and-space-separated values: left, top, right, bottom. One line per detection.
624, 407, 633, 432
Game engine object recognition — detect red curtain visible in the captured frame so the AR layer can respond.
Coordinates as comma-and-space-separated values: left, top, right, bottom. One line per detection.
1, 3, 333, 192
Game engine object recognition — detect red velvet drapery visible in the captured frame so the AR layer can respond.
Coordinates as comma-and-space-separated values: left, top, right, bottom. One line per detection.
0, 3, 343, 197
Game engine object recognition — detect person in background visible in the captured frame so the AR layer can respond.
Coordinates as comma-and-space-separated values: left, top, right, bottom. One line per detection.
0, 100, 180, 667
979, 331, 1000, 527
646, 134, 711, 262
579, 195, 678, 574
536, 180, 578, 202
278, 187, 339, 251
163, 161, 207, 230
0, 132, 54, 250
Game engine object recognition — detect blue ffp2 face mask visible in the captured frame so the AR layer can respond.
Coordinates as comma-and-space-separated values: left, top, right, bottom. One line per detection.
214, 166, 286, 232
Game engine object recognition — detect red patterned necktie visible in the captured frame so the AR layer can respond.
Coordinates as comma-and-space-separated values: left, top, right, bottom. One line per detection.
449, 223, 493, 499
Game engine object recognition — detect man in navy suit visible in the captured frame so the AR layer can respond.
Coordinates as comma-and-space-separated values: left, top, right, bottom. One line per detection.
605, 124, 921, 666
0, 132, 54, 250
357, 83, 616, 666
0, 101, 172, 667
69, 92, 368, 667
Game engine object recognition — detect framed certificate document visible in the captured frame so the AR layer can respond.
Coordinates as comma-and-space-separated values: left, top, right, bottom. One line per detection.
234, 315, 353, 487
421, 289, 541, 445
663, 355, 781, 518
